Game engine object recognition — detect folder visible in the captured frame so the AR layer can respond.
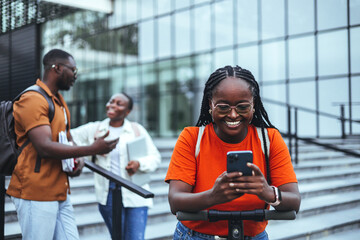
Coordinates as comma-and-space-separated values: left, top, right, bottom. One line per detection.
127, 136, 151, 186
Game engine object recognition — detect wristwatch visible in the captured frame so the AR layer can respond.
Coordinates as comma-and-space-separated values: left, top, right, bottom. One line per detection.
266, 186, 282, 206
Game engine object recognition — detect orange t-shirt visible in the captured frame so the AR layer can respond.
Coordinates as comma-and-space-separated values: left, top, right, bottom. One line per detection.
6, 79, 71, 201
165, 123, 297, 237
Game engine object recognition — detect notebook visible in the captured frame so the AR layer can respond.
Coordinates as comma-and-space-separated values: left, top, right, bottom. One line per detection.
127, 136, 151, 186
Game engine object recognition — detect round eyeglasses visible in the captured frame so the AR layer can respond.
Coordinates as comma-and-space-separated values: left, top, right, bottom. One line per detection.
211, 100, 253, 115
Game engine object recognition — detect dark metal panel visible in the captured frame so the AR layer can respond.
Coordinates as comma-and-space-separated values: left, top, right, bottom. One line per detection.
0, 24, 39, 101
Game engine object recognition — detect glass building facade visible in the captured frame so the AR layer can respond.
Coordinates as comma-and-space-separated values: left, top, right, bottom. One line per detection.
38, 0, 360, 138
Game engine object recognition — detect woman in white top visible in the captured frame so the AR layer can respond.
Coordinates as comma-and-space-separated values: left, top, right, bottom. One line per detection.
71, 93, 161, 240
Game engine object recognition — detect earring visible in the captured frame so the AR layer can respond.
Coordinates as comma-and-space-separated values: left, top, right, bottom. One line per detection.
209, 109, 212, 114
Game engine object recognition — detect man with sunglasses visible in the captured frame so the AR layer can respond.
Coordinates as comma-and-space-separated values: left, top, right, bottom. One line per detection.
7, 49, 119, 240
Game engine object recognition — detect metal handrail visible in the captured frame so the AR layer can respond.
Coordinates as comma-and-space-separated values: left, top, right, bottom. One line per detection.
1, 161, 154, 240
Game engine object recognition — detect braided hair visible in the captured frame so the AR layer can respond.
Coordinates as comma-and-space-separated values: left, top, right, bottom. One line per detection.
195, 65, 275, 185
196, 65, 275, 129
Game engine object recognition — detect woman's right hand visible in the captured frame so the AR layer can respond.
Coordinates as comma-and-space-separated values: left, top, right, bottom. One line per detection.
209, 171, 245, 205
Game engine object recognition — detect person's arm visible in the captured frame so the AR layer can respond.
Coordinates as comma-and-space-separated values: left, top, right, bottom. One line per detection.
28, 125, 118, 159
168, 171, 246, 215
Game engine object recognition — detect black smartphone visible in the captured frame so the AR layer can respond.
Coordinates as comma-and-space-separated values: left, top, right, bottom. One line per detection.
227, 150, 253, 176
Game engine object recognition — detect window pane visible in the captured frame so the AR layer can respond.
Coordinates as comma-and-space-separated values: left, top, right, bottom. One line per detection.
350, 0, 360, 25
351, 27, 360, 73
140, 0, 154, 19
175, 10, 191, 56
262, 41, 285, 81
238, 45, 259, 81
174, 0, 191, 10
318, 30, 348, 76
157, 16, 171, 59
288, 0, 314, 35
214, 49, 234, 70
237, 0, 258, 44
139, 20, 154, 62
317, 0, 347, 31
352, 77, 360, 134
214, 0, 234, 48
158, 60, 174, 93
261, 0, 285, 40
157, 0, 172, 15
290, 80, 317, 136
194, 0, 211, 5
319, 78, 348, 136
289, 36, 315, 79
125, 65, 139, 96
125, 0, 138, 24
194, 5, 211, 52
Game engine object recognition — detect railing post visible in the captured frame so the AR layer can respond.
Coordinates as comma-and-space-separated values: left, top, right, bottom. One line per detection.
1, 175, 5, 240
294, 108, 298, 165
287, 106, 292, 158
340, 104, 345, 139
112, 184, 123, 240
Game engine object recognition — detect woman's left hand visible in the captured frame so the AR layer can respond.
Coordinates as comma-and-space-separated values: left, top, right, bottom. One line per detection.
229, 163, 275, 202
126, 160, 140, 176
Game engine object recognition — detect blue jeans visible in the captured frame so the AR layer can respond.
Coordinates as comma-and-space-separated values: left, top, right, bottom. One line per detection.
174, 221, 269, 240
11, 195, 79, 240
98, 182, 148, 240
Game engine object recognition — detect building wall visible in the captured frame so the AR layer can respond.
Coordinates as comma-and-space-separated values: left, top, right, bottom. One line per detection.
40, 0, 360, 138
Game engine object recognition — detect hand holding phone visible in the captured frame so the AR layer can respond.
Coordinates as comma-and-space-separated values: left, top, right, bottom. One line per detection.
227, 150, 253, 176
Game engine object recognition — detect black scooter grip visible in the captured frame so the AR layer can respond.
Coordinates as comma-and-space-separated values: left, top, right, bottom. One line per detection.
176, 211, 208, 221
264, 210, 296, 220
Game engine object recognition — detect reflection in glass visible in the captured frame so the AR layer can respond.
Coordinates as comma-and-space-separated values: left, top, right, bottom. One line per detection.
262, 41, 285, 81
289, 36, 315, 79
193, 5, 211, 52
175, 11, 191, 56
238, 45, 259, 81
351, 27, 360, 73
237, 0, 258, 44
261, 0, 285, 40
317, 0, 347, 31
214, 0, 233, 48
318, 30, 348, 76
288, 0, 314, 35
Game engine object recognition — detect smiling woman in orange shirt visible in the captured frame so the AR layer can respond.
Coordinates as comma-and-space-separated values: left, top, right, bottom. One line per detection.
165, 65, 301, 239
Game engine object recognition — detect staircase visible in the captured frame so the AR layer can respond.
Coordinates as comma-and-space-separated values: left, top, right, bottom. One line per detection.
3, 137, 360, 239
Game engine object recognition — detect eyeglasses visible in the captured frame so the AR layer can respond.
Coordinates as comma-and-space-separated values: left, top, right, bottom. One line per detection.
211, 100, 253, 115
52, 63, 78, 76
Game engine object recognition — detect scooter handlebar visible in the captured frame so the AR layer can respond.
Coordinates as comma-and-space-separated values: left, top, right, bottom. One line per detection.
176, 209, 296, 221
176, 210, 208, 221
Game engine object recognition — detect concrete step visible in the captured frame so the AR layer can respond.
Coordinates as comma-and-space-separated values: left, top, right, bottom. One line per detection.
299, 177, 360, 199
296, 166, 360, 183
267, 206, 360, 240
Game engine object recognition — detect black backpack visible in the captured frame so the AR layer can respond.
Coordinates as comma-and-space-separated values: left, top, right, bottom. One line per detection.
0, 85, 54, 176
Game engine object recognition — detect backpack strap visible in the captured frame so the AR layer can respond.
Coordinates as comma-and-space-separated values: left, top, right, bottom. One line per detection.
131, 122, 141, 137
256, 127, 270, 159
195, 126, 205, 158
14, 85, 55, 173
